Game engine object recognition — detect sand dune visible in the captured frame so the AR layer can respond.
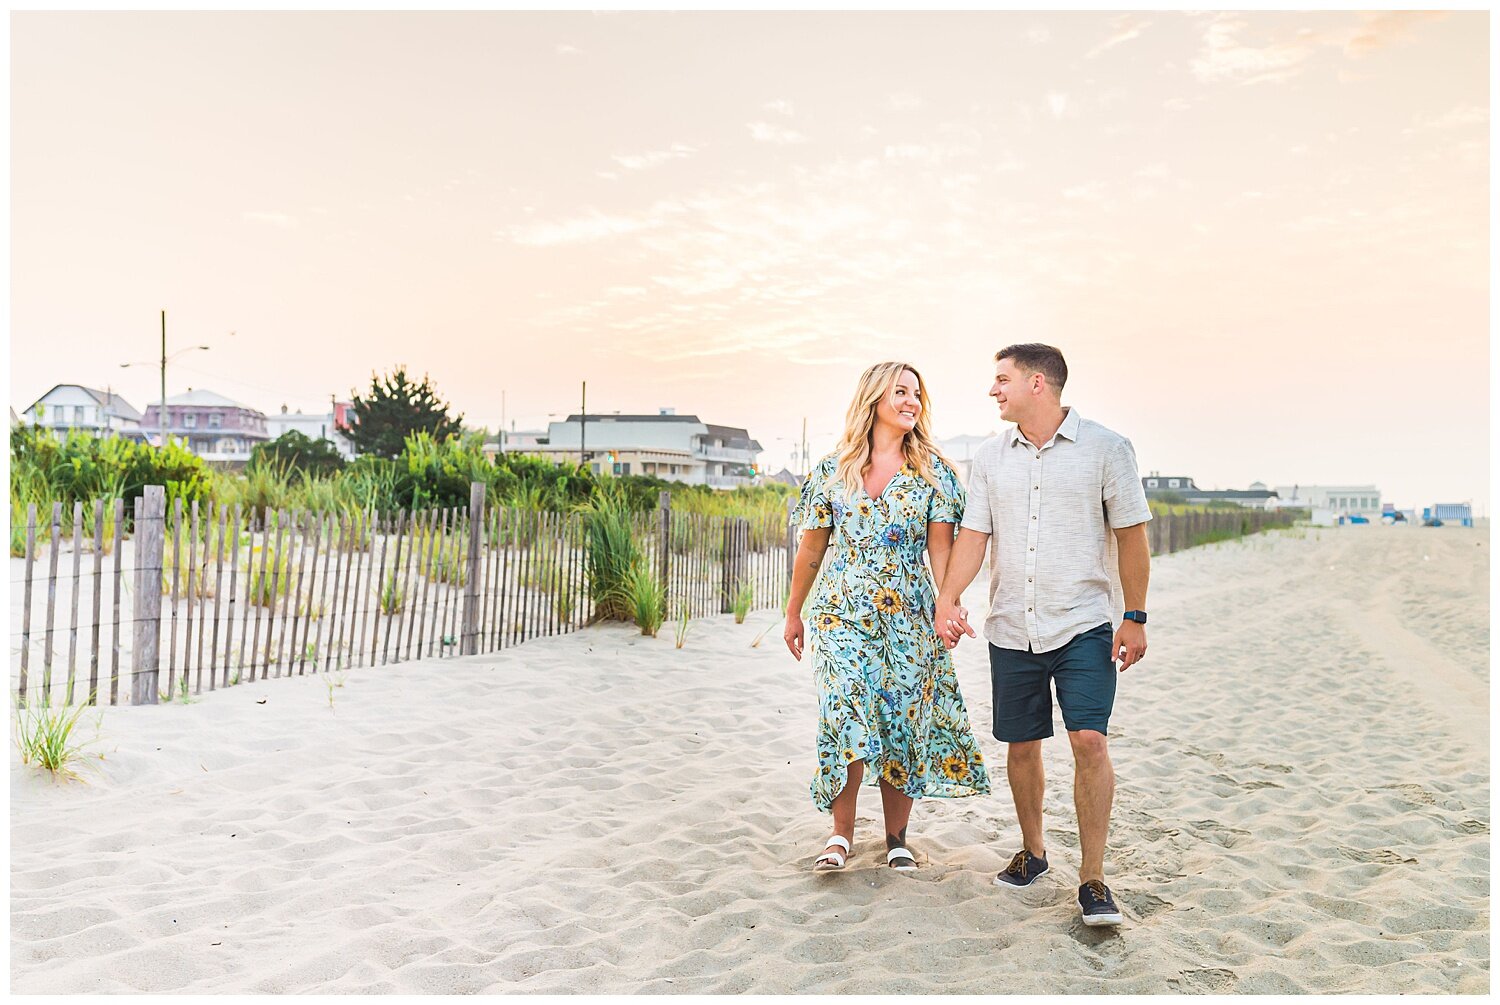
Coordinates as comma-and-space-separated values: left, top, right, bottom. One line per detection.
10, 524, 1489, 993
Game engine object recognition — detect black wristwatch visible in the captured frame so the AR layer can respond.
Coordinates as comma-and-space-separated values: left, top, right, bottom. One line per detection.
1123, 610, 1148, 625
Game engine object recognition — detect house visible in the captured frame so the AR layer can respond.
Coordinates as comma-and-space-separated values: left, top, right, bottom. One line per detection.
20, 384, 147, 440
1274, 484, 1382, 517
481, 427, 550, 460
1142, 472, 1280, 510
516, 409, 763, 488
141, 388, 270, 462
264, 403, 356, 460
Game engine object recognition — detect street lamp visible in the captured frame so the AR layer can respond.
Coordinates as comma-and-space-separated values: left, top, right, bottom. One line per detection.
119, 310, 211, 447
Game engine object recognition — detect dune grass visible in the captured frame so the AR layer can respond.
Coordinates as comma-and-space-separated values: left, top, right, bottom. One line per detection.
13, 698, 103, 781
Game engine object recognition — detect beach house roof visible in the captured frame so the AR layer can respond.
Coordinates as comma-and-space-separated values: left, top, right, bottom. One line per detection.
162, 388, 260, 412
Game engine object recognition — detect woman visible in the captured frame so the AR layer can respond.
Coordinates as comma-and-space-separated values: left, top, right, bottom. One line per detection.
785, 361, 991, 872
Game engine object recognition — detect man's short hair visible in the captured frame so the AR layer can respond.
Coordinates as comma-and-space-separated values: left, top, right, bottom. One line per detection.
996, 343, 1068, 393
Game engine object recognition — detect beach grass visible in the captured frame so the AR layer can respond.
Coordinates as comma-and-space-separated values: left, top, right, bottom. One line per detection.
14, 697, 102, 781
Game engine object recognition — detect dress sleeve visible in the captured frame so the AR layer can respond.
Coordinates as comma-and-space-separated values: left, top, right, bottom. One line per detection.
794, 457, 835, 531
927, 458, 966, 525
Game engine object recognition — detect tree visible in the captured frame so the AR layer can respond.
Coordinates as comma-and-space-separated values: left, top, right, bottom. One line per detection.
346, 366, 464, 459
249, 430, 346, 478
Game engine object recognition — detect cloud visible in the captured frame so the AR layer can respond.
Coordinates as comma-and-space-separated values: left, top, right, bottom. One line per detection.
501, 209, 657, 246
1063, 181, 1106, 201
747, 121, 805, 144
556, 43, 581, 56
611, 142, 697, 170
1025, 26, 1050, 45
762, 99, 795, 116
887, 92, 923, 112
242, 211, 297, 229
1191, 17, 1312, 84
1342, 11, 1445, 58
1193, 12, 1447, 86
1047, 93, 1070, 119
1087, 15, 1149, 59
1419, 105, 1488, 131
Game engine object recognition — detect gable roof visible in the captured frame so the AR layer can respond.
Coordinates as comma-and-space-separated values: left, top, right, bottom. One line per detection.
25, 384, 144, 421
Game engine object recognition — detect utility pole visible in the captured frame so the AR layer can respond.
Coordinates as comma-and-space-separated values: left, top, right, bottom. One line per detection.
159, 310, 167, 447
500, 389, 507, 456
580, 381, 587, 469
801, 417, 808, 479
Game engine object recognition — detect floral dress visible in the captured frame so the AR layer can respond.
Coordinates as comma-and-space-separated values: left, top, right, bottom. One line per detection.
795, 452, 992, 812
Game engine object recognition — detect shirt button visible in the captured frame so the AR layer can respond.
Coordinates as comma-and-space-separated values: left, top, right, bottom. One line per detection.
1033, 485, 1039, 490
1028, 577, 1033, 582
1029, 547, 1034, 551
1027, 607, 1033, 612
1031, 515, 1037, 520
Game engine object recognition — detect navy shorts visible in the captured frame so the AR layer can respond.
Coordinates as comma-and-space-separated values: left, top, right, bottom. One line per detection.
988, 623, 1116, 742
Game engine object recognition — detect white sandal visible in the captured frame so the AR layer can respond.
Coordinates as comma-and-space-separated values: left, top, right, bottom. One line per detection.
887, 845, 918, 872
814, 835, 851, 870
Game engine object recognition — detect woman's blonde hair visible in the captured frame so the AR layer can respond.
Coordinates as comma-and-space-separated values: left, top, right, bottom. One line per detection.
832, 361, 950, 499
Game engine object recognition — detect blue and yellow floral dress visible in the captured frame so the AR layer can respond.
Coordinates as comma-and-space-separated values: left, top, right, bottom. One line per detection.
795, 452, 991, 811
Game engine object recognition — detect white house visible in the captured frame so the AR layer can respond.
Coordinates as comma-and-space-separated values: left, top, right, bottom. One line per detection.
1273, 484, 1382, 516
265, 403, 356, 460
516, 409, 763, 488
21, 384, 147, 440
141, 389, 270, 463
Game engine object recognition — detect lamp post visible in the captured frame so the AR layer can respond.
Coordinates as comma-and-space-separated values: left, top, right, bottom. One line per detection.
120, 310, 211, 447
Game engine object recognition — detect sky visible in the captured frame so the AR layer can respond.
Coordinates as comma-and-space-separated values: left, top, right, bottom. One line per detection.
8, 11, 1490, 511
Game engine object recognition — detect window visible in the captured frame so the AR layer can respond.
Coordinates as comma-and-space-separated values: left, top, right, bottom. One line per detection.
73, 405, 86, 423
183, 413, 197, 428
1168, 479, 1180, 488
208, 413, 222, 429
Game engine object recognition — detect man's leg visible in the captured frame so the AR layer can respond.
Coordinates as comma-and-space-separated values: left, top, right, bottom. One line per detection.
1053, 624, 1119, 885
1006, 740, 1046, 857
1067, 729, 1114, 883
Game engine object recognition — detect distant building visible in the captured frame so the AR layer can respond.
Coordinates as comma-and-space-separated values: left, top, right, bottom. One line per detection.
21, 384, 147, 440
482, 428, 550, 460
1142, 472, 1280, 510
265, 403, 356, 460
142, 389, 270, 462
1274, 484, 1382, 517
1424, 503, 1474, 527
514, 409, 763, 488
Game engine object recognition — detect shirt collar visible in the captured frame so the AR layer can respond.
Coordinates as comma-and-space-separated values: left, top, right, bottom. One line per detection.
1008, 406, 1082, 448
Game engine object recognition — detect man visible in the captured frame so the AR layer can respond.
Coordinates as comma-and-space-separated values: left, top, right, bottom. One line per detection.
936, 344, 1151, 927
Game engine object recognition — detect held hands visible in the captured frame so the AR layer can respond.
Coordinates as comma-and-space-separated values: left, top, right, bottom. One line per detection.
935, 597, 976, 650
1113, 620, 1146, 671
784, 614, 805, 661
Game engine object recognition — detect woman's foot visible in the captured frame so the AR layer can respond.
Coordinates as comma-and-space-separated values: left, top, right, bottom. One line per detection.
886, 827, 917, 871
814, 834, 852, 870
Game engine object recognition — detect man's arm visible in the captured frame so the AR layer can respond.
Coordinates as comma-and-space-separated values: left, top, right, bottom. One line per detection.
783, 527, 832, 661
935, 528, 990, 648
1112, 522, 1150, 671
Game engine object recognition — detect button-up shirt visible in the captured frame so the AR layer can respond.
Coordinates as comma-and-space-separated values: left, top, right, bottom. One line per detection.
959, 407, 1151, 653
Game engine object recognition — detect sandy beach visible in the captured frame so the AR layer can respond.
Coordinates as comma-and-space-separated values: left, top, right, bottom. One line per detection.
10, 523, 1489, 993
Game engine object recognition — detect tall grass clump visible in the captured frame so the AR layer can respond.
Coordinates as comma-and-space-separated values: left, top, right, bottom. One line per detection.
621, 561, 665, 637
14, 698, 102, 781
247, 545, 292, 606
673, 604, 691, 649
731, 580, 754, 624
380, 572, 405, 615
583, 481, 640, 622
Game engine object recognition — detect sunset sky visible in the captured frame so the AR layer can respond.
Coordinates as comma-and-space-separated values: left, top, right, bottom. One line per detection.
9, 11, 1490, 511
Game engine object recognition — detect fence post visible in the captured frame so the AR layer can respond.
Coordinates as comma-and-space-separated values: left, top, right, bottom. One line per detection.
461, 481, 485, 656
720, 518, 733, 614
132, 485, 166, 705
658, 491, 672, 613
785, 496, 797, 584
